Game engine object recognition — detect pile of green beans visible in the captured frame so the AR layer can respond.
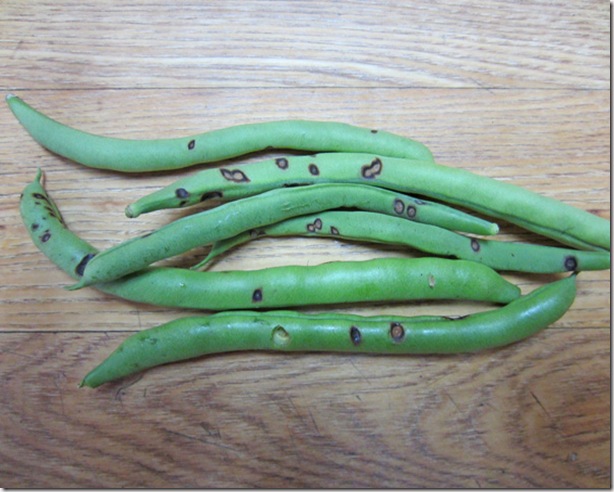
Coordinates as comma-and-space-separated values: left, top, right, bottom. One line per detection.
19, 172, 520, 309
125, 152, 609, 251
10, 95, 610, 388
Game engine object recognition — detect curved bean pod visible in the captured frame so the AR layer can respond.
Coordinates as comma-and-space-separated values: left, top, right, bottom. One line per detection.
20, 172, 519, 310
70, 183, 498, 289
6, 94, 434, 172
197, 211, 610, 273
127, 152, 610, 251
80, 274, 577, 388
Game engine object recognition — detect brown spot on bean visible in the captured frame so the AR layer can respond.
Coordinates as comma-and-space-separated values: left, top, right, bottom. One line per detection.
187, 139, 196, 150
178, 200, 188, 207
361, 158, 383, 179
564, 255, 578, 271
428, 275, 436, 288
390, 322, 405, 343
32, 192, 50, 203
75, 253, 96, 277
31, 223, 39, 231
306, 218, 323, 233
201, 191, 223, 202
275, 157, 289, 169
330, 226, 340, 235
350, 326, 362, 346
40, 230, 51, 243
220, 168, 250, 183
308, 164, 320, 176
406, 206, 417, 219
393, 199, 405, 215
175, 188, 190, 199
252, 288, 263, 302
470, 238, 480, 252
371, 129, 378, 134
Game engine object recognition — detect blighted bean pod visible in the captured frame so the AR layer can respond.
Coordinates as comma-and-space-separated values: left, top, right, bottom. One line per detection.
80, 274, 577, 388
20, 172, 519, 310
6, 94, 434, 172
197, 211, 610, 274
69, 183, 499, 289
127, 152, 610, 251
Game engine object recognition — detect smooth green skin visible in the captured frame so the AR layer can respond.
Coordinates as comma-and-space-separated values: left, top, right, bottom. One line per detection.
20, 172, 519, 310
70, 183, 498, 289
6, 94, 434, 172
80, 274, 577, 388
127, 152, 610, 251
197, 211, 610, 274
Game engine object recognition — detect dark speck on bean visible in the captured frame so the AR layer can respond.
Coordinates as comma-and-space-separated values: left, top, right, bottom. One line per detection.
252, 288, 263, 302
350, 326, 362, 346
175, 188, 190, 199
564, 255, 578, 271
188, 139, 196, 150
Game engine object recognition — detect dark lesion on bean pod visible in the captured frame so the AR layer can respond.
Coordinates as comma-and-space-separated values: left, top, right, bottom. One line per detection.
330, 226, 340, 235
187, 139, 196, 150
393, 199, 405, 215
201, 191, 223, 202
275, 157, 289, 169
308, 164, 320, 176
306, 218, 323, 233
39, 230, 51, 243
75, 253, 96, 277
406, 206, 417, 219
390, 322, 405, 343
350, 326, 362, 346
470, 238, 481, 252
361, 158, 383, 179
220, 168, 250, 183
564, 255, 578, 271
252, 288, 263, 302
175, 188, 190, 199
370, 129, 379, 134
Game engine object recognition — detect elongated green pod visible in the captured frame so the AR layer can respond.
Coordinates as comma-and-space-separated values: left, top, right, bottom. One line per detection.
197, 211, 610, 274
6, 94, 434, 172
80, 274, 577, 388
20, 172, 518, 310
127, 152, 610, 251
70, 183, 498, 289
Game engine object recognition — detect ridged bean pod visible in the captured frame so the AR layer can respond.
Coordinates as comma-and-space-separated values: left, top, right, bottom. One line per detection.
20, 171, 519, 310
198, 211, 610, 274
68, 183, 498, 289
126, 152, 610, 251
6, 94, 434, 172
80, 274, 577, 388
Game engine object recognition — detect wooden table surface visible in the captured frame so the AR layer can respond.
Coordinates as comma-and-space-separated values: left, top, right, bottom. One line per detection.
0, 0, 610, 488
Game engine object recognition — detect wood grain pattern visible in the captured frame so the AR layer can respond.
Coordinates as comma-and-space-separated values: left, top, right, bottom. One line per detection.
0, 0, 610, 488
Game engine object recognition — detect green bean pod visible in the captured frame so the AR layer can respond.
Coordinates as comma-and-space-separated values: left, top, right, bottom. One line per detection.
69, 183, 499, 289
80, 274, 577, 388
6, 94, 434, 172
197, 211, 610, 274
126, 152, 610, 251
20, 172, 519, 310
